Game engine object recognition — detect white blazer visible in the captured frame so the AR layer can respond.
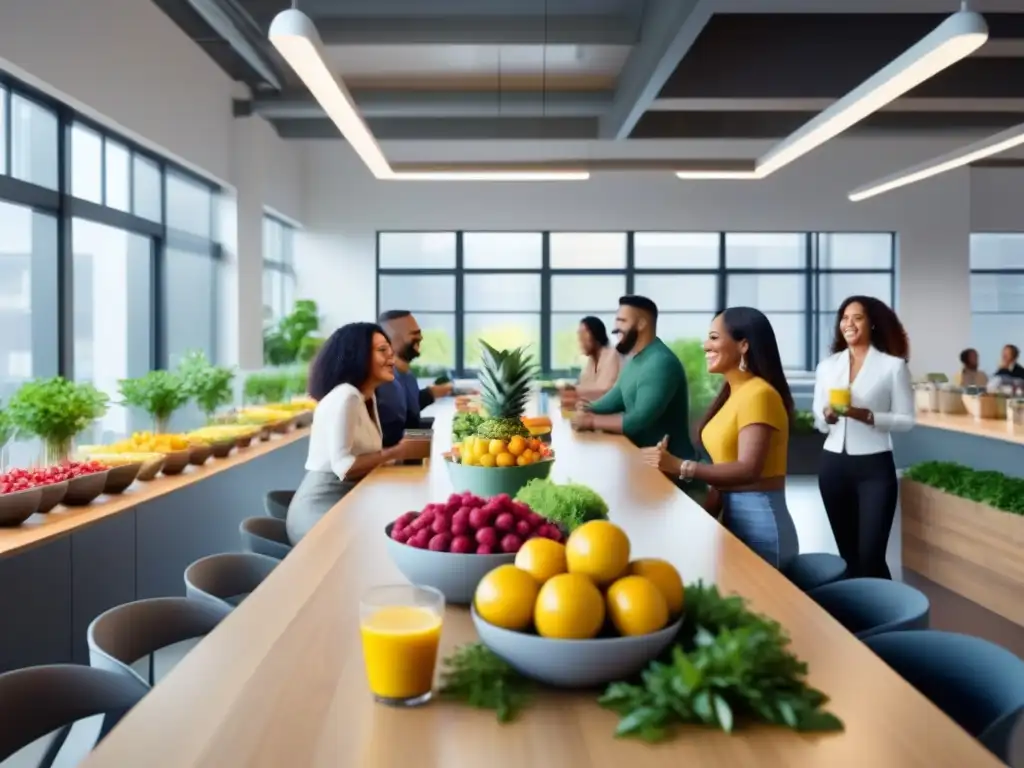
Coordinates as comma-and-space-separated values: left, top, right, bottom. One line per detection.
812, 346, 915, 455
305, 383, 383, 480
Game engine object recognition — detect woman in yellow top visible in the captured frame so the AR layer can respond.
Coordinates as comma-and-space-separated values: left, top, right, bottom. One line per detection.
642, 307, 798, 570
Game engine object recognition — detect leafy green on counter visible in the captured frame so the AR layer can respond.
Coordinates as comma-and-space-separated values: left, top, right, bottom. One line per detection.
119, 370, 190, 425
451, 412, 485, 442
904, 461, 1024, 516
7, 377, 109, 444
514, 478, 609, 531
439, 642, 534, 722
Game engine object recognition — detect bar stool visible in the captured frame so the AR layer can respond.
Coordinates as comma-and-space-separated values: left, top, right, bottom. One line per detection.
808, 578, 930, 640
184, 552, 279, 611
87, 597, 229, 688
240, 516, 293, 560
865, 631, 1024, 764
784, 553, 847, 592
0, 664, 148, 767
264, 490, 295, 520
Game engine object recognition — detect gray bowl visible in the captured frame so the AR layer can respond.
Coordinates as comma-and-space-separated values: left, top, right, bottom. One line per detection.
384, 521, 515, 605
63, 471, 109, 506
0, 487, 42, 526
37, 480, 69, 513
103, 462, 142, 495
472, 606, 682, 689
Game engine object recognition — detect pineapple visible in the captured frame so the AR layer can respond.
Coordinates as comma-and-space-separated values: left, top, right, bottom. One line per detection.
474, 341, 536, 442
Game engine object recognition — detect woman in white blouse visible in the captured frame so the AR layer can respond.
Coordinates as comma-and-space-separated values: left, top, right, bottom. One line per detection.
559, 316, 622, 408
286, 322, 413, 544
812, 296, 914, 580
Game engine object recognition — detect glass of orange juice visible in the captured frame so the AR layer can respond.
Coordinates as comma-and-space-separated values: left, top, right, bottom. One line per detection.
829, 387, 851, 415
360, 584, 445, 707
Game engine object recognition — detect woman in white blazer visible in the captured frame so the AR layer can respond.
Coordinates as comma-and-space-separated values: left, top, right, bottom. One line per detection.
812, 296, 914, 580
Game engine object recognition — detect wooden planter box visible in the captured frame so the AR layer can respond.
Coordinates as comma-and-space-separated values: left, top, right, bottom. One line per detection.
787, 431, 825, 475
901, 478, 1024, 626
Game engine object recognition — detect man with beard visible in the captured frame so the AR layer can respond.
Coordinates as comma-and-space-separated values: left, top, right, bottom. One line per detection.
376, 310, 454, 448
571, 295, 695, 464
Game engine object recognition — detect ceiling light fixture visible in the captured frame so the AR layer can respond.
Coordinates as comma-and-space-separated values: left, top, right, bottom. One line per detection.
675, 169, 765, 180
848, 120, 1024, 201
268, 8, 588, 182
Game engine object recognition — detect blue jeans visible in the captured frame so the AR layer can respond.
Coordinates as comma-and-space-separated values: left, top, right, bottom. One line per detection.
721, 489, 799, 571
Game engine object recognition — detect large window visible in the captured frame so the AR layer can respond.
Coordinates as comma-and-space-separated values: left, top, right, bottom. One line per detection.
263, 216, 296, 323
970, 233, 1024, 372
377, 231, 895, 376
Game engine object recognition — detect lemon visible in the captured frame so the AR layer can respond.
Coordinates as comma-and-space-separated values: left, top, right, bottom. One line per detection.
462, 452, 478, 466
565, 520, 631, 587
515, 538, 567, 584
516, 455, 531, 466
478, 453, 497, 468
605, 576, 669, 637
474, 565, 539, 631
507, 436, 527, 456
521, 449, 534, 463
629, 558, 684, 616
534, 573, 605, 639
473, 441, 490, 460
495, 451, 516, 468
488, 439, 508, 456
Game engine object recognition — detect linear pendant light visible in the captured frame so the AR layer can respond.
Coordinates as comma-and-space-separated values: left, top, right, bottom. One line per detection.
848, 120, 1024, 201
268, 9, 588, 182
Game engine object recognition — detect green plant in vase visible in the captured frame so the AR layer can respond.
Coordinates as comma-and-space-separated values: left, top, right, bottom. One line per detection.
244, 371, 289, 404
0, 402, 15, 473
119, 370, 190, 434
179, 351, 236, 423
7, 377, 109, 464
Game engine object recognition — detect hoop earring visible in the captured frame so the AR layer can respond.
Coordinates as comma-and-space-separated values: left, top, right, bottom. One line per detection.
739, 354, 747, 373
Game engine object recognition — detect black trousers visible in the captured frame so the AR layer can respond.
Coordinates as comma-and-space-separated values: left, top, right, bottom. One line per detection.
818, 449, 899, 580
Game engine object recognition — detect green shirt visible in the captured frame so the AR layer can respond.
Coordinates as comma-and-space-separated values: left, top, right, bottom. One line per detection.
589, 338, 696, 460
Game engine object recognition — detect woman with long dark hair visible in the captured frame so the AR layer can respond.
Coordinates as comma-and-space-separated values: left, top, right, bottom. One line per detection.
560, 315, 622, 407
641, 307, 798, 570
813, 296, 913, 579
286, 322, 413, 544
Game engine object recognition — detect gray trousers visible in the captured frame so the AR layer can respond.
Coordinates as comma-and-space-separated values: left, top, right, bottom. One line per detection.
286, 470, 356, 545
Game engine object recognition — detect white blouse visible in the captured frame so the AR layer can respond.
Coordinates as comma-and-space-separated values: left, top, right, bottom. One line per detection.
305, 383, 383, 480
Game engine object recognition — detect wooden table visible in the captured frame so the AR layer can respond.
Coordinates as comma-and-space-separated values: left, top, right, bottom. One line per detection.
914, 411, 1024, 446
81, 403, 1001, 768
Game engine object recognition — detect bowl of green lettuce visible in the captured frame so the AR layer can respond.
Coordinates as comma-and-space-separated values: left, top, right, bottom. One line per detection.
514, 478, 608, 532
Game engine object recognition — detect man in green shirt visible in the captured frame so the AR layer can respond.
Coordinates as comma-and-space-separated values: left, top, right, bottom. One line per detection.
571, 295, 696, 462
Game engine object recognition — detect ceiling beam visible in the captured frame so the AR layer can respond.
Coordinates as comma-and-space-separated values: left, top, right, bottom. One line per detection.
184, 0, 285, 89
598, 0, 714, 139
273, 117, 598, 141
310, 15, 638, 45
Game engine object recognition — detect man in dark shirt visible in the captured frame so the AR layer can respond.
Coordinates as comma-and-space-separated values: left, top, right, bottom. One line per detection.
376, 310, 453, 448
995, 343, 1024, 382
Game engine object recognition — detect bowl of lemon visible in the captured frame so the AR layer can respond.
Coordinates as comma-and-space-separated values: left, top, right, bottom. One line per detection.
446, 434, 554, 499
471, 520, 683, 688
104, 433, 193, 476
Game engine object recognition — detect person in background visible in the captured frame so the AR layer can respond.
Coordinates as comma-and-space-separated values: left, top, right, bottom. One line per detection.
376, 310, 453, 447
955, 348, 988, 388
559, 316, 621, 409
286, 323, 413, 545
813, 296, 914, 580
994, 343, 1024, 381
641, 308, 798, 571
571, 296, 695, 464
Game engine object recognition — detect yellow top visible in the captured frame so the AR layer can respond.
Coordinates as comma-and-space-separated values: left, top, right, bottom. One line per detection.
701, 376, 790, 478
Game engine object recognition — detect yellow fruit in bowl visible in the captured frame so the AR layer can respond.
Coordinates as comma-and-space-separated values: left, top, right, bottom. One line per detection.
520, 449, 534, 463
495, 452, 516, 468
516, 455, 531, 467
534, 573, 605, 639
462, 452, 478, 466
629, 558, 684, 616
474, 565, 539, 631
507, 436, 527, 456
515, 538, 567, 584
605, 575, 669, 637
478, 453, 497, 468
488, 439, 507, 456
473, 441, 490, 460
565, 520, 631, 587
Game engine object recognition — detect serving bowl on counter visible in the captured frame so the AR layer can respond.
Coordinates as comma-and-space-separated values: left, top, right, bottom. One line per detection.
103, 462, 143, 495
63, 471, 109, 506
159, 449, 192, 476
0, 487, 43, 526
36, 481, 69, 514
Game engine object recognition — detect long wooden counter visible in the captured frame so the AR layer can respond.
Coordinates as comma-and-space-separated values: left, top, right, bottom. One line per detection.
0, 429, 310, 558
82, 402, 1000, 768
913, 411, 1024, 446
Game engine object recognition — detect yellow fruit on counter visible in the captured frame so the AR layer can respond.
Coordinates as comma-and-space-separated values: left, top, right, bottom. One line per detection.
507, 436, 527, 456
462, 452, 478, 466
488, 439, 507, 456
628, 558, 684, 616
478, 453, 497, 468
515, 538, 567, 584
605, 576, 669, 637
534, 573, 605, 640
474, 565, 539, 631
108, 431, 191, 453
520, 449, 534, 463
565, 520, 631, 587
516, 454, 531, 467
495, 451, 516, 468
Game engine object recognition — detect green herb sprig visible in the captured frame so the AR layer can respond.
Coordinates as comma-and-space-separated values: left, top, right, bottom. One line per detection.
7, 377, 109, 444
439, 642, 534, 723
119, 370, 190, 424
179, 351, 235, 420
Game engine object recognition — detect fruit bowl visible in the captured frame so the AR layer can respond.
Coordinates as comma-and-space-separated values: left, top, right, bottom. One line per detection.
103, 462, 142, 495
63, 470, 109, 506
37, 481, 69, 513
134, 454, 165, 481
471, 606, 682, 688
236, 434, 253, 449
188, 443, 213, 466
0, 487, 42, 526
293, 410, 313, 428
445, 457, 553, 499
209, 438, 235, 459
160, 449, 192, 476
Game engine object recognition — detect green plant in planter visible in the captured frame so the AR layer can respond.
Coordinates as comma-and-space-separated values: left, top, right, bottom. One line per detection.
904, 461, 1024, 516
119, 370, 190, 434
7, 377, 109, 463
792, 410, 817, 435
668, 338, 722, 425
263, 299, 322, 366
283, 366, 309, 398
244, 371, 289, 404
179, 351, 236, 422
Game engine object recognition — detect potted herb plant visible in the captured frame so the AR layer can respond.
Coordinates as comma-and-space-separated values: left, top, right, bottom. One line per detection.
244, 371, 289, 405
0, 401, 15, 472
119, 370, 190, 434
7, 377, 109, 464
179, 351, 236, 423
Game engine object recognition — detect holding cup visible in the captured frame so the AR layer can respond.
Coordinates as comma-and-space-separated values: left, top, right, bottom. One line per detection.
829, 388, 851, 416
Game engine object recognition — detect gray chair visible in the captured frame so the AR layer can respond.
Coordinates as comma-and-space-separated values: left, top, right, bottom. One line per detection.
784, 553, 847, 592
264, 489, 295, 520
0, 664, 147, 766
240, 516, 293, 560
808, 577, 930, 639
87, 597, 229, 688
866, 631, 1024, 764
184, 551, 279, 611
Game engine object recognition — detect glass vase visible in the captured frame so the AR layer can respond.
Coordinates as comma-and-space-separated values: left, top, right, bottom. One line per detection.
43, 437, 73, 466
154, 416, 170, 435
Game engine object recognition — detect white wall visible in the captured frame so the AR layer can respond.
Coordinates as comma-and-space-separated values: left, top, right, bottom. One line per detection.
971, 167, 1024, 233
296, 136, 987, 375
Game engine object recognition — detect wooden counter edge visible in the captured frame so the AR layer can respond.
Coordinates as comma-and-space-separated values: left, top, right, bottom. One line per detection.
914, 412, 1024, 446
0, 428, 310, 559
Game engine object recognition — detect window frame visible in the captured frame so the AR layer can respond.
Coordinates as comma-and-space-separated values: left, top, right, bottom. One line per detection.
263, 214, 297, 324
969, 233, 1024, 372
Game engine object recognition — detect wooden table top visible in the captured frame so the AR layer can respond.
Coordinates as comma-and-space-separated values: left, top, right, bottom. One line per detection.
914, 411, 1024, 446
0, 428, 309, 559
81, 402, 1001, 768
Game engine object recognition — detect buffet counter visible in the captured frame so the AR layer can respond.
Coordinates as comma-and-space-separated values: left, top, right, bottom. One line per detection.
893, 411, 1024, 478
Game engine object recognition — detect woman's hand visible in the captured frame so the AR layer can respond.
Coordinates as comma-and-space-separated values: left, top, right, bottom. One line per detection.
844, 407, 874, 424
822, 406, 839, 425
703, 486, 722, 517
571, 411, 594, 431
640, 436, 682, 477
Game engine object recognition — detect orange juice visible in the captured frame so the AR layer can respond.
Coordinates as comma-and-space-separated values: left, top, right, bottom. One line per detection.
829, 388, 851, 408
360, 605, 442, 701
